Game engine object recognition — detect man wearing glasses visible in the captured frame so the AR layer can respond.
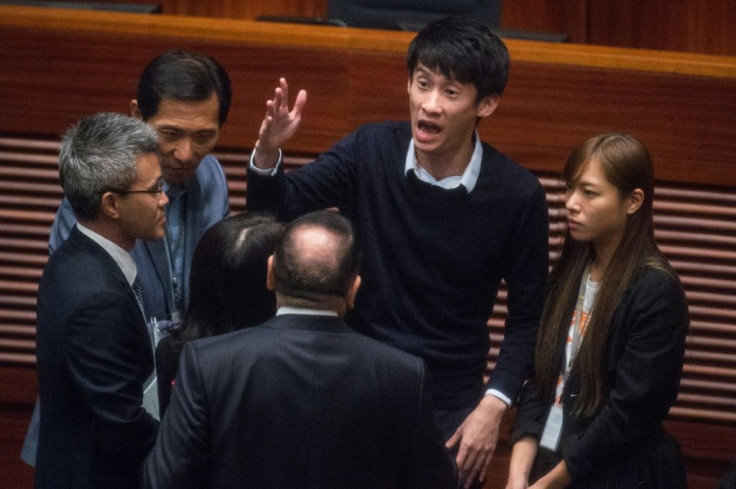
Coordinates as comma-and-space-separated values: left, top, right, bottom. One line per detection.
34, 113, 166, 489
22, 50, 232, 466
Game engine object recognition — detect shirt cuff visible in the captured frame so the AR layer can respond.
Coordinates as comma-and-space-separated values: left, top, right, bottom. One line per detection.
248, 149, 282, 176
485, 388, 512, 407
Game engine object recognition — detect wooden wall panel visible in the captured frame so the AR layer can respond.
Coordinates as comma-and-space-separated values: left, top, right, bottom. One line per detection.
85, 0, 328, 18
587, 0, 736, 55
499, 0, 588, 43
83, 0, 736, 54
160, 0, 327, 20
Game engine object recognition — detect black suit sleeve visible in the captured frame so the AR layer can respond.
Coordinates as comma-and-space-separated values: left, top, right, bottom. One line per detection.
155, 336, 180, 418
64, 287, 158, 458
143, 341, 210, 489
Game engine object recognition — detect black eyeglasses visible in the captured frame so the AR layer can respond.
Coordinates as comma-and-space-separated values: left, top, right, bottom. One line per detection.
110, 178, 165, 196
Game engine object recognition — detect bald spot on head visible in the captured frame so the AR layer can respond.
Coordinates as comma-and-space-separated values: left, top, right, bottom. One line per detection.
289, 225, 342, 278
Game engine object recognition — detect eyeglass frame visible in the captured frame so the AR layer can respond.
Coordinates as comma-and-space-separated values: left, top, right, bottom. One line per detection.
109, 178, 165, 196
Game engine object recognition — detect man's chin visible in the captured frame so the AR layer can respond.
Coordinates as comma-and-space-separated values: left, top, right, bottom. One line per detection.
145, 230, 167, 242
162, 167, 198, 184
163, 175, 194, 186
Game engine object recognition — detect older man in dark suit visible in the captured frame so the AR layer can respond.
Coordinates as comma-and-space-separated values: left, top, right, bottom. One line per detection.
143, 211, 457, 489
34, 113, 168, 489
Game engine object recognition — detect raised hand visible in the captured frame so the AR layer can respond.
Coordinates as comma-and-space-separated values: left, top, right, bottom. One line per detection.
253, 78, 307, 169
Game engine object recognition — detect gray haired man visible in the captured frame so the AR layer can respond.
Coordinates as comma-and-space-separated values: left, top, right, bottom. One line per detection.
34, 113, 166, 489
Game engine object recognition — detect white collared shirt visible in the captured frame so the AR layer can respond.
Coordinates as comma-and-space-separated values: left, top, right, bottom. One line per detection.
276, 306, 338, 317
76, 223, 137, 287
249, 132, 484, 193
404, 131, 483, 192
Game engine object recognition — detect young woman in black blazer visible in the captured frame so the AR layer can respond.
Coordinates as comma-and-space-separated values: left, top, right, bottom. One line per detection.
506, 133, 689, 489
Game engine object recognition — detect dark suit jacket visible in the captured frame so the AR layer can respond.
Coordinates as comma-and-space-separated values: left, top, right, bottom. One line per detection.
512, 267, 689, 489
35, 227, 159, 489
143, 314, 457, 489
153, 334, 179, 418
22, 155, 229, 468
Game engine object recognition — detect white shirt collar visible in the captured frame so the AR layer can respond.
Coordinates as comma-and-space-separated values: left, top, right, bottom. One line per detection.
404, 131, 483, 193
76, 223, 137, 286
276, 306, 338, 317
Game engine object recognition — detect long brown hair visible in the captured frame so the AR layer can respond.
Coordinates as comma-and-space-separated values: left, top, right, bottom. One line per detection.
535, 133, 676, 416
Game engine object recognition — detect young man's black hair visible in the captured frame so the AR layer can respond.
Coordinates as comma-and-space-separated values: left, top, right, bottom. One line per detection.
406, 15, 510, 102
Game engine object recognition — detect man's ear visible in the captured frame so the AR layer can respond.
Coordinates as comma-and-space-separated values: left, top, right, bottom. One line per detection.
266, 255, 276, 291
626, 188, 645, 215
100, 191, 121, 220
476, 94, 500, 118
130, 99, 142, 119
346, 275, 362, 310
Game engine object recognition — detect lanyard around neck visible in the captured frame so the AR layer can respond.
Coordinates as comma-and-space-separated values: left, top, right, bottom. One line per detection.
566, 264, 592, 376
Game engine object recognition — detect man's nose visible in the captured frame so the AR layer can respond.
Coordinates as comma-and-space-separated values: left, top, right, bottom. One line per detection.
421, 90, 442, 114
174, 138, 196, 163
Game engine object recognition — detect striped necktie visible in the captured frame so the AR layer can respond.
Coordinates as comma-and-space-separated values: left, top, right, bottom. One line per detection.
132, 276, 146, 319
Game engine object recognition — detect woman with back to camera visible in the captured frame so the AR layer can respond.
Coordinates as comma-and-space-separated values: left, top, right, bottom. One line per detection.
505, 133, 689, 489
155, 211, 284, 417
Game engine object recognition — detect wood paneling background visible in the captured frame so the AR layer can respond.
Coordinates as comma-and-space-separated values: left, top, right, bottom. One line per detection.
585, 0, 736, 55
91, 0, 736, 54
1, 5, 735, 488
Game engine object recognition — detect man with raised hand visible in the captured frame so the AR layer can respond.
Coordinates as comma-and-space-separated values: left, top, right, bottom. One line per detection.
247, 16, 549, 488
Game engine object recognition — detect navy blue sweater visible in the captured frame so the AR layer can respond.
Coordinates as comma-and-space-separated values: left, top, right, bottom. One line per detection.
248, 121, 549, 412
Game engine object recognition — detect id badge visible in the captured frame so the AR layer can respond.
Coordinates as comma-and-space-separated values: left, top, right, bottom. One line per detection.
540, 404, 563, 451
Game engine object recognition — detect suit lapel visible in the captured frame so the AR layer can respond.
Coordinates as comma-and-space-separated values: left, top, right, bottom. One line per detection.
68, 226, 147, 325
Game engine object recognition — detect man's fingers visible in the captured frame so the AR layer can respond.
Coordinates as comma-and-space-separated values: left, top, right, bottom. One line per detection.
279, 77, 289, 106
479, 450, 493, 482
466, 449, 488, 486
291, 89, 308, 118
445, 430, 460, 449
456, 443, 477, 487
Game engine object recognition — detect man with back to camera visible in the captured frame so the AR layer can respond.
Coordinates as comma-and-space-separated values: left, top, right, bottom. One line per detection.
22, 49, 233, 466
34, 113, 166, 489
142, 210, 457, 489
247, 16, 550, 488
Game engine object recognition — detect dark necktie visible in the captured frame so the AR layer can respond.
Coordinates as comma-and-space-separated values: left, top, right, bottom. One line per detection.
132, 276, 146, 319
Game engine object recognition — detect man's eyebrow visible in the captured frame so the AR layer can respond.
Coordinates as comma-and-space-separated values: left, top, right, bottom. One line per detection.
156, 126, 217, 135
156, 125, 184, 132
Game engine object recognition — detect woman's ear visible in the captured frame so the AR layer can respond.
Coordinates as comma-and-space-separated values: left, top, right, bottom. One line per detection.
626, 188, 645, 215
